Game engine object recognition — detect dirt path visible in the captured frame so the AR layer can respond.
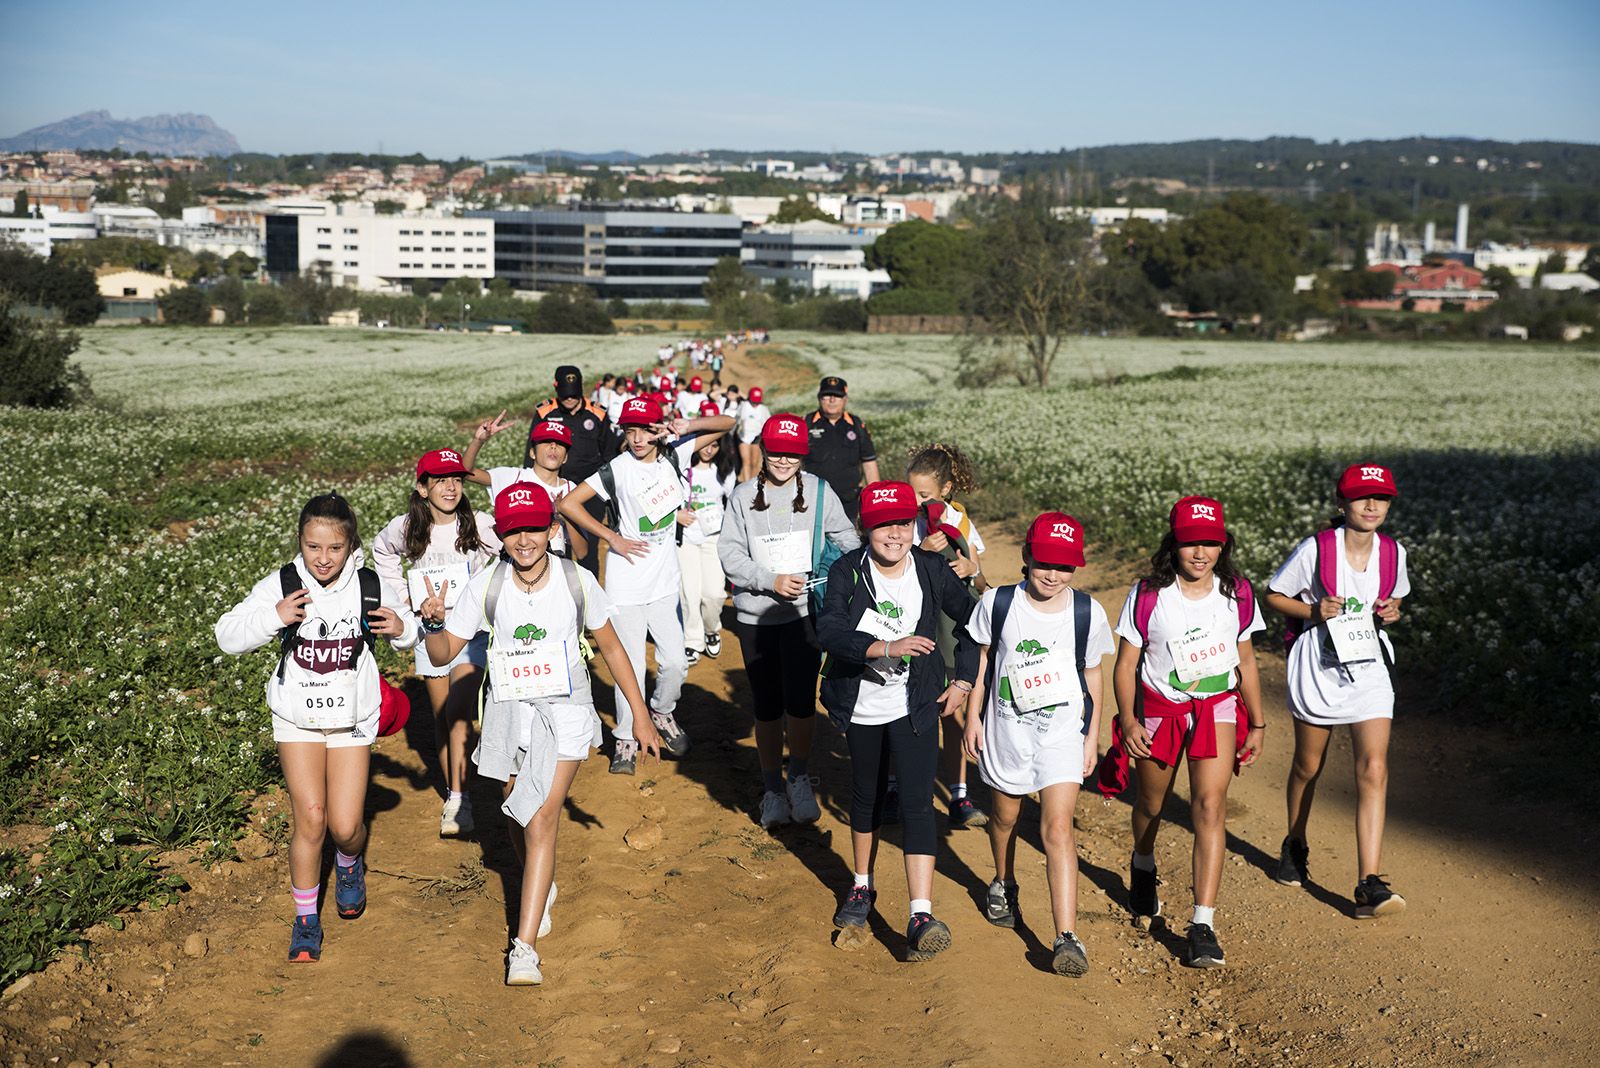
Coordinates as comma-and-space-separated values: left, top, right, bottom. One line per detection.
5, 536, 1597, 1067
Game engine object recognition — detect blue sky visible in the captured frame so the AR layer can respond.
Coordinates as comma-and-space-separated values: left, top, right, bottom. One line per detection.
3, 0, 1597, 156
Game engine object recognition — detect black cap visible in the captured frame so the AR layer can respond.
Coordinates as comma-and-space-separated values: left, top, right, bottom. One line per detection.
818, 376, 847, 397
554, 365, 584, 399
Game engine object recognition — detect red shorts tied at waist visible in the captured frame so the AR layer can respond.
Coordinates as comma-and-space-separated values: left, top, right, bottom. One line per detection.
1095, 685, 1249, 797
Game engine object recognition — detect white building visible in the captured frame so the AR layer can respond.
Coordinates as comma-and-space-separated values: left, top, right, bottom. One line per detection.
746, 159, 795, 177
741, 221, 891, 299
266, 209, 494, 291
1539, 272, 1599, 293
1055, 206, 1173, 230
840, 198, 907, 225
0, 208, 96, 257
969, 166, 1001, 186
1474, 242, 1555, 278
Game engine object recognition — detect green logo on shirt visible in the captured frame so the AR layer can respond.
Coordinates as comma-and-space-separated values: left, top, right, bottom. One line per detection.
513, 623, 547, 644
876, 600, 903, 620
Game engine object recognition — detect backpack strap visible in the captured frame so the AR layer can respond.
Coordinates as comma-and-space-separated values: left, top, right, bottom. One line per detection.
560, 556, 585, 634
810, 473, 826, 573
1314, 527, 1341, 600
482, 555, 510, 637
275, 563, 304, 682
1233, 577, 1256, 638
356, 567, 381, 661
1072, 588, 1095, 734
1376, 533, 1399, 603
1132, 581, 1159, 644
983, 582, 1019, 701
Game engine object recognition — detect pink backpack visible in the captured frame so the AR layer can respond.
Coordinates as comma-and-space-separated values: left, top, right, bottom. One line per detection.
1133, 576, 1256, 643
1283, 528, 1399, 650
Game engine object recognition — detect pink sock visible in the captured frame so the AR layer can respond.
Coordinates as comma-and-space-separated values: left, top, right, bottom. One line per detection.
292, 884, 319, 917
335, 849, 360, 869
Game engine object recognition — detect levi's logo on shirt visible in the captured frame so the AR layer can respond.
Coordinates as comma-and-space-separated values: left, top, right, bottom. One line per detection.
291, 619, 361, 675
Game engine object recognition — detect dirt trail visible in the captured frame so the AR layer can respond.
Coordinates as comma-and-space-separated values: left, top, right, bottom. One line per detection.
6, 531, 1599, 1067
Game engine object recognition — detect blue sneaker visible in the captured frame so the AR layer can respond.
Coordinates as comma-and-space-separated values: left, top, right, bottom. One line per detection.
905, 912, 952, 962
288, 915, 322, 963
335, 855, 367, 919
832, 884, 876, 928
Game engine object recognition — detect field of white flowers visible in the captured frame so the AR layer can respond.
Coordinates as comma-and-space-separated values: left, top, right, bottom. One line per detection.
1, 327, 1593, 984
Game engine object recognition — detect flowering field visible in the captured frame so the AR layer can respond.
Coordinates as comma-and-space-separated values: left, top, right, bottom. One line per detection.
2, 327, 1594, 985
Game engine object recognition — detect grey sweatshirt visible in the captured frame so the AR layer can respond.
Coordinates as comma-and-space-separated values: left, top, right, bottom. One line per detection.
719, 472, 861, 625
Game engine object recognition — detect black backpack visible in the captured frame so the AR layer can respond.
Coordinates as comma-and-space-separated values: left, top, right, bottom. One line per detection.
276, 564, 381, 681
986, 583, 1095, 735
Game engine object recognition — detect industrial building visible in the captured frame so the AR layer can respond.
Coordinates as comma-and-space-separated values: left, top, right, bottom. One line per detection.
741, 221, 891, 299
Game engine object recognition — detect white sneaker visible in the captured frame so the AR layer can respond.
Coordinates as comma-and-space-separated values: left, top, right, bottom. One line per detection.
759, 790, 792, 828
506, 939, 542, 986
440, 795, 474, 837
786, 776, 821, 823
538, 881, 557, 938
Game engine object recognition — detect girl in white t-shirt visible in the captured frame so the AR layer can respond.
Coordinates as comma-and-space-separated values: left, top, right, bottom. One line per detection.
907, 442, 990, 831
677, 422, 739, 666
371, 449, 500, 838
962, 512, 1111, 977
1104, 496, 1265, 970
557, 396, 734, 773
461, 410, 582, 562
215, 493, 419, 965
420, 484, 660, 986
1266, 463, 1411, 918
738, 387, 771, 481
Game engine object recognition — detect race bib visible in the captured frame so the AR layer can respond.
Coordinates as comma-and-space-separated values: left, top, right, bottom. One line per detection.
856, 603, 911, 642
491, 642, 572, 701
283, 672, 359, 730
694, 500, 724, 536
407, 562, 469, 610
1168, 629, 1240, 685
635, 472, 685, 527
752, 530, 812, 575
1327, 609, 1381, 664
1005, 653, 1082, 715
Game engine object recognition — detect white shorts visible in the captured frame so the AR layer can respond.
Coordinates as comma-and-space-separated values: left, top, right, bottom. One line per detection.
414, 633, 487, 678
476, 700, 601, 782
978, 715, 1088, 796
271, 706, 380, 748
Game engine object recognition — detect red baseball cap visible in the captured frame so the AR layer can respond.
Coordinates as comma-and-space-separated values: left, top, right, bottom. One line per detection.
760, 413, 809, 455
1025, 511, 1087, 568
621, 379, 636, 393
699, 399, 721, 417
1337, 462, 1399, 499
689, 376, 704, 391
859, 481, 918, 529
1169, 496, 1227, 544
416, 448, 468, 480
749, 387, 763, 404
618, 397, 664, 427
530, 419, 572, 446
494, 483, 553, 534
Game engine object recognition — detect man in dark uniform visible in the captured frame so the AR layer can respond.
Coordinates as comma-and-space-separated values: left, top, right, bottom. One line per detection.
528, 365, 618, 574
804, 375, 880, 520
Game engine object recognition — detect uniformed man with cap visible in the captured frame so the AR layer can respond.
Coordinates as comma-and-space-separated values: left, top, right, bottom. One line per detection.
804, 375, 880, 521
529, 364, 618, 574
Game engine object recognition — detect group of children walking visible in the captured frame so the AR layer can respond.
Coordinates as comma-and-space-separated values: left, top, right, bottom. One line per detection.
215, 354, 1412, 988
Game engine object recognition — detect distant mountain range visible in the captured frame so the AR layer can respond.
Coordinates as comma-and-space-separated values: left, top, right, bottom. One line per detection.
0, 111, 242, 156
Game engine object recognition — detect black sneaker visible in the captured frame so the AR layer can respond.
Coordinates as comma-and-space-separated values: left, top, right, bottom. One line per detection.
949, 795, 989, 828
983, 878, 1016, 928
1274, 836, 1310, 887
833, 885, 876, 928
1129, 863, 1161, 921
1186, 923, 1225, 968
1354, 874, 1406, 918
905, 913, 952, 962
1051, 932, 1089, 977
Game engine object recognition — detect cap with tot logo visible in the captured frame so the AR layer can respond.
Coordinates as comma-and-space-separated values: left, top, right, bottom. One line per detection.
1337, 462, 1398, 499
494, 483, 553, 535
1025, 511, 1087, 568
689, 376, 704, 392
554, 364, 584, 399
530, 419, 572, 446
749, 387, 763, 404
760, 413, 809, 456
1169, 496, 1227, 544
858, 481, 918, 529
416, 448, 469, 480
699, 399, 721, 417
618, 396, 664, 427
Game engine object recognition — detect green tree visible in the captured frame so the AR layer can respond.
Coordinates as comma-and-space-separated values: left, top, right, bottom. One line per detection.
865, 220, 970, 293
1481, 265, 1519, 295
770, 197, 835, 225
702, 257, 755, 306
191, 250, 223, 281
529, 286, 613, 334
606, 296, 630, 319
224, 251, 259, 278
411, 278, 433, 300
160, 177, 198, 218
487, 277, 513, 298
11, 190, 28, 217
0, 292, 91, 407
246, 286, 287, 325
158, 285, 210, 326
374, 199, 405, 215
211, 276, 246, 324
0, 249, 104, 325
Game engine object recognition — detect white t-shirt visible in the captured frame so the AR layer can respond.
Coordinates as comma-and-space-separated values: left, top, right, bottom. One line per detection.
1114, 577, 1265, 703
446, 559, 614, 707
913, 500, 987, 555
1269, 529, 1412, 724
606, 393, 627, 424
371, 511, 500, 610
675, 391, 708, 418
684, 463, 736, 545
968, 586, 1113, 731
486, 467, 574, 555
738, 401, 771, 445
851, 561, 924, 726
585, 439, 697, 606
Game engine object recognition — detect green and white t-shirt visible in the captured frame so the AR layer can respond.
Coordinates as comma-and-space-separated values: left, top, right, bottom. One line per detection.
585, 440, 697, 606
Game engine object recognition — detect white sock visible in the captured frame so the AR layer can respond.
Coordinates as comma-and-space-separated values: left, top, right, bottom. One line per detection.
951, 783, 968, 800
853, 872, 872, 889
448, 790, 464, 802
512, 937, 537, 956
910, 898, 931, 918
1131, 851, 1156, 873
1192, 905, 1215, 928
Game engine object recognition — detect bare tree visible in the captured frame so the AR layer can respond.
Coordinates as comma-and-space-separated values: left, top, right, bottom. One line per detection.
959, 181, 1101, 388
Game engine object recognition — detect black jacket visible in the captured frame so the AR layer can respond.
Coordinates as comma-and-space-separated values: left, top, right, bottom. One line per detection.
816, 546, 979, 733
526, 397, 619, 483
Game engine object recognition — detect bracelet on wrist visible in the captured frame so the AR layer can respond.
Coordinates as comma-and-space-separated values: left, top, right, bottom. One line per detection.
1248, 721, 1266, 729
421, 618, 444, 633
952, 680, 973, 692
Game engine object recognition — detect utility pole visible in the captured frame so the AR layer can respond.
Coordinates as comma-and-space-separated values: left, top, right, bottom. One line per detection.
1411, 178, 1421, 219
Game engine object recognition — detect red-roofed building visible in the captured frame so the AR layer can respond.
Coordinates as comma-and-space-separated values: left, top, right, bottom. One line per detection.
1347, 260, 1497, 312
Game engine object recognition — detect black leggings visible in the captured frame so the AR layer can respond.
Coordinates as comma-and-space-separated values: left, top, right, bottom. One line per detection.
846, 713, 938, 856
734, 617, 820, 722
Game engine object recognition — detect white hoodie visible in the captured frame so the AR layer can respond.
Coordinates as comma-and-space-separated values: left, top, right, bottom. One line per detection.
215, 548, 419, 721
